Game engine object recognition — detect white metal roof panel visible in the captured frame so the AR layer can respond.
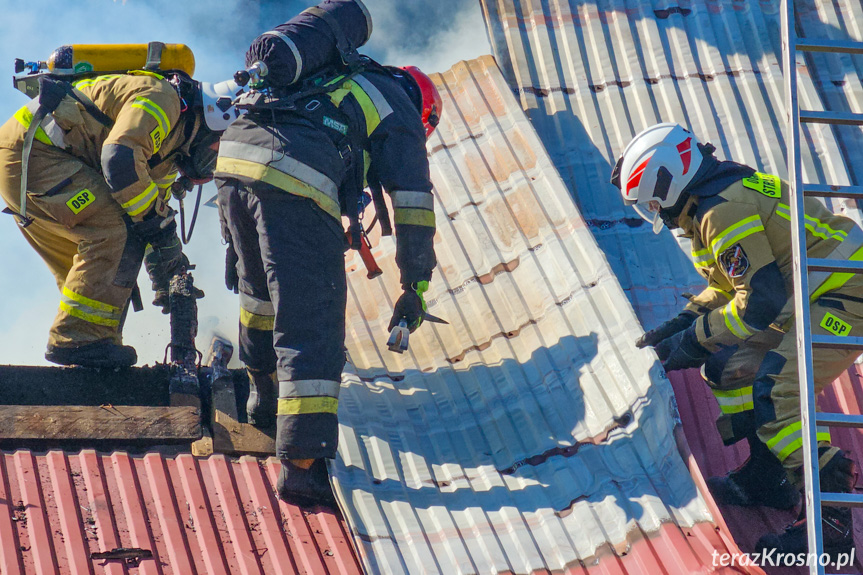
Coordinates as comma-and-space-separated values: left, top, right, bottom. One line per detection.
331, 55, 747, 575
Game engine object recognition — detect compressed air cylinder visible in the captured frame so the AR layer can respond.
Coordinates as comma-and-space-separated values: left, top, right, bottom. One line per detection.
245, 0, 372, 88
47, 43, 195, 76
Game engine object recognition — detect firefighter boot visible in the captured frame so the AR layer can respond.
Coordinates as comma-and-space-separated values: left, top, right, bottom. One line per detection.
276, 459, 336, 507
754, 448, 856, 558
246, 369, 277, 428
45, 339, 137, 368
706, 435, 800, 510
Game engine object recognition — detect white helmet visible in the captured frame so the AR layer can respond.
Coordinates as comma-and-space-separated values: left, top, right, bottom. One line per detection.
200, 79, 245, 132
611, 123, 703, 231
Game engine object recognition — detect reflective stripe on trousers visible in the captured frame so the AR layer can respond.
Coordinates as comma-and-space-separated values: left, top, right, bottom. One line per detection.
767, 421, 831, 462
240, 291, 275, 331
713, 386, 754, 415
59, 286, 122, 327
278, 379, 340, 415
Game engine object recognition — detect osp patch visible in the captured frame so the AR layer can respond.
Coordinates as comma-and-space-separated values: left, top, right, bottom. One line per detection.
719, 243, 750, 278
150, 125, 165, 153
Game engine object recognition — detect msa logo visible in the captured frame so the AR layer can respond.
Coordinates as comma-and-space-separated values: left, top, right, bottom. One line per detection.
66, 189, 95, 214
150, 126, 165, 153
323, 116, 348, 135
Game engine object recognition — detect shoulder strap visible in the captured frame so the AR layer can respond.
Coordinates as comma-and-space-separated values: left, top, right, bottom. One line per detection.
66, 85, 114, 128
144, 41, 166, 70
17, 76, 114, 226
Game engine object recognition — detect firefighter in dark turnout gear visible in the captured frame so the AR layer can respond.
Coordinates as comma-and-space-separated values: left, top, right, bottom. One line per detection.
214, 54, 440, 503
612, 123, 860, 557
0, 67, 237, 367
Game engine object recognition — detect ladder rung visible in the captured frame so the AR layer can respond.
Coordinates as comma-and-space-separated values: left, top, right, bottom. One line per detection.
820, 492, 863, 508
796, 38, 863, 55
800, 110, 863, 126
807, 257, 863, 273
812, 334, 863, 349
816, 412, 863, 427
804, 183, 863, 199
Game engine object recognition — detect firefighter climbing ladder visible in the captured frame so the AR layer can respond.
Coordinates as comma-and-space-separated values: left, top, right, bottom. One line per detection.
782, 1, 863, 573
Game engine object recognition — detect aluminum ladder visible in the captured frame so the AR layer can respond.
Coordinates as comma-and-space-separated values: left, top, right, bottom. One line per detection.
782, 1, 863, 573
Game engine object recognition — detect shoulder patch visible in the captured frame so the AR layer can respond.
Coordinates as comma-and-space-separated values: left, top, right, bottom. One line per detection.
742, 172, 781, 198
718, 243, 750, 278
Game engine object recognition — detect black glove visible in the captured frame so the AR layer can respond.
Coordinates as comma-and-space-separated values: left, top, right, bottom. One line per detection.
388, 282, 428, 333
225, 240, 239, 294
146, 248, 190, 314
636, 310, 699, 348
655, 327, 710, 372
140, 217, 188, 314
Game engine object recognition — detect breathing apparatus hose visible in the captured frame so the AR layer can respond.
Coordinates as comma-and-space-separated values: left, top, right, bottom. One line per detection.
179, 183, 202, 244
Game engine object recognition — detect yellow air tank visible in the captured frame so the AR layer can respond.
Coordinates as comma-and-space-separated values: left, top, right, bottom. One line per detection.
47, 42, 195, 76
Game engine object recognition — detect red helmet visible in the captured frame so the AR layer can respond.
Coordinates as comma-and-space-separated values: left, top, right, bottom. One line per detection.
400, 65, 442, 138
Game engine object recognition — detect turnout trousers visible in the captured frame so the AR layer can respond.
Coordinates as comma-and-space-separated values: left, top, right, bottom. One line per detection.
702, 277, 863, 475
0, 144, 140, 348
218, 181, 346, 461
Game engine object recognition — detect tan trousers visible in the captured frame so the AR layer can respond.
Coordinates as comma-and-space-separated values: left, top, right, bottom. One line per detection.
0, 144, 138, 347
702, 276, 863, 473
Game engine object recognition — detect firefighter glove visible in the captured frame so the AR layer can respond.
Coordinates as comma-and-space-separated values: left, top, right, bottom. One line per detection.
655, 326, 710, 372
636, 310, 698, 348
225, 240, 239, 294
389, 281, 429, 333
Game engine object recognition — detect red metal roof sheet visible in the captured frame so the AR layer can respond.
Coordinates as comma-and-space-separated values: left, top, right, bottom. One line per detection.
673, 366, 863, 574
0, 452, 361, 575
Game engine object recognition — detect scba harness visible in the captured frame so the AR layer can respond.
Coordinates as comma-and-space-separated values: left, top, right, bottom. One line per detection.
234, 58, 399, 250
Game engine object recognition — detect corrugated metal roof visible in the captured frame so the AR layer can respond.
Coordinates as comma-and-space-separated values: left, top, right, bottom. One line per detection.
333, 55, 753, 574
0, 451, 361, 574
479, 0, 863, 329
479, 0, 863, 570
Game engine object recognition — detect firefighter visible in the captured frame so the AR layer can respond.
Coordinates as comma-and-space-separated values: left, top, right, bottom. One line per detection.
611, 123, 859, 556
0, 70, 238, 367
214, 62, 441, 505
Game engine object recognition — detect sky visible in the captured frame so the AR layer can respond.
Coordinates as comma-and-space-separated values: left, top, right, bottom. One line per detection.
0, 0, 491, 366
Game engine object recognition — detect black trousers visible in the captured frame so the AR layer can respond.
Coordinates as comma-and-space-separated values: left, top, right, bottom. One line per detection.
218, 181, 346, 460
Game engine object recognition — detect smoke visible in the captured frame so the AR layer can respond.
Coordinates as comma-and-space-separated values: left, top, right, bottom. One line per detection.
0, 0, 489, 367
260, 0, 492, 73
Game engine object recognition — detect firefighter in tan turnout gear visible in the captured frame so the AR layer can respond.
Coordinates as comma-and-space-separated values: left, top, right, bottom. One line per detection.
612, 123, 859, 557
0, 47, 239, 367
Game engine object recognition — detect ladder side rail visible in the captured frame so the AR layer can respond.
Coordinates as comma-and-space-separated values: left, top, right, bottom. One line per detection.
782, 2, 825, 572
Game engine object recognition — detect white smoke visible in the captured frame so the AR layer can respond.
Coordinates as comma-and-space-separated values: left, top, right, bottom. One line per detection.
0, 0, 490, 367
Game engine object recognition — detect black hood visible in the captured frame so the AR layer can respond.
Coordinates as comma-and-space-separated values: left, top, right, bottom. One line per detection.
683, 143, 756, 197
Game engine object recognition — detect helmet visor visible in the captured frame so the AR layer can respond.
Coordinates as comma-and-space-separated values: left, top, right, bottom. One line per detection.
632, 201, 664, 235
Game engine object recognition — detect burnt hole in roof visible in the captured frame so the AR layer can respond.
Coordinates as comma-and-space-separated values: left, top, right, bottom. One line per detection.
614, 411, 633, 428
589, 80, 631, 92
654, 6, 692, 19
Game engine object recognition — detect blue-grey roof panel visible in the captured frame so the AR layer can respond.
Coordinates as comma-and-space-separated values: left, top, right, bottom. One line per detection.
480, 0, 863, 331
331, 55, 747, 575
